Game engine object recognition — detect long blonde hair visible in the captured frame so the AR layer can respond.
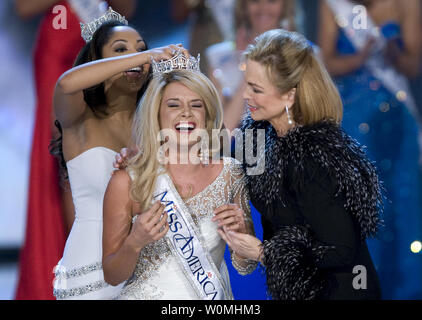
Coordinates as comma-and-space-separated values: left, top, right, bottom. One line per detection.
234, 0, 297, 33
128, 70, 224, 210
244, 29, 343, 125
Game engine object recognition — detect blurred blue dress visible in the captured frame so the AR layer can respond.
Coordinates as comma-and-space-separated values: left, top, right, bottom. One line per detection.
327, 0, 422, 299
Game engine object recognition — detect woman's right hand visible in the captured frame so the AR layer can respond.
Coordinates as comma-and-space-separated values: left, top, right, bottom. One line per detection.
113, 147, 136, 169
126, 201, 169, 252
144, 44, 190, 63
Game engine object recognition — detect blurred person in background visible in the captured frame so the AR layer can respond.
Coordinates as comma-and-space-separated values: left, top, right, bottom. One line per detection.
205, 0, 298, 132
171, 0, 236, 75
318, 0, 422, 299
14, 0, 135, 300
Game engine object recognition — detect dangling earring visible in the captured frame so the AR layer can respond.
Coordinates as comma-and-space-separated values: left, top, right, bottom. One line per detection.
199, 149, 209, 166
286, 105, 293, 125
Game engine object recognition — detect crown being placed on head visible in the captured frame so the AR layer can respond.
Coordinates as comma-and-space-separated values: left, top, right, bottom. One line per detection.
80, 7, 128, 43
151, 52, 201, 75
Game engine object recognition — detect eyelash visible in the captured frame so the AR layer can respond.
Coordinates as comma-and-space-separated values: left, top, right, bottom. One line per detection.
115, 47, 146, 53
167, 104, 202, 108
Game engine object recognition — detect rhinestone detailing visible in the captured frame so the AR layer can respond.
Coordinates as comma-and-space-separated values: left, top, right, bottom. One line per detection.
118, 157, 256, 299
230, 253, 259, 276
80, 7, 128, 43
114, 281, 165, 300
151, 52, 201, 74
54, 262, 103, 279
53, 261, 110, 299
54, 280, 109, 300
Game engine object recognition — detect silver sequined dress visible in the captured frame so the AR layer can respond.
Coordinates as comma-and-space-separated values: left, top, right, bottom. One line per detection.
115, 157, 256, 300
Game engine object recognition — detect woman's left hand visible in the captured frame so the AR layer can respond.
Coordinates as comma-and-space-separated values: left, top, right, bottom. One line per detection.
212, 204, 247, 234
217, 229, 263, 262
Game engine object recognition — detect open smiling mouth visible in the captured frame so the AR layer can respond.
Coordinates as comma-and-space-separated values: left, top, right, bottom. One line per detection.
174, 122, 196, 133
125, 66, 143, 79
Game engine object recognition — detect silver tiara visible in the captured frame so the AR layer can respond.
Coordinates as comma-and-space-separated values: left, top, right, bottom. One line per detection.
151, 52, 201, 74
80, 7, 128, 43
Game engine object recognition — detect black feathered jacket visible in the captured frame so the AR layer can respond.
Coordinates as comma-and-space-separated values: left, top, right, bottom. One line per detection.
240, 116, 383, 300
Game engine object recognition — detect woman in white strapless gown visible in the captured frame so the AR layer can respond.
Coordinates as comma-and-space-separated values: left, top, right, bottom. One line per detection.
53, 147, 123, 299
50, 9, 188, 299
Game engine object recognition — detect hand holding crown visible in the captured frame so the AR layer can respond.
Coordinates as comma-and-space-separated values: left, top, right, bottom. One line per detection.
148, 45, 200, 75
145, 44, 190, 65
124, 44, 194, 78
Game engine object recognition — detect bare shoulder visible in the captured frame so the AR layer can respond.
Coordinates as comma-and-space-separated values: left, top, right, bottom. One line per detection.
104, 169, 133, 216
106, 169, 132, 195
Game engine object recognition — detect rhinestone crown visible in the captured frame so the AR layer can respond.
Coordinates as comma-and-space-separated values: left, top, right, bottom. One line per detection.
80, 7, 128, 43
151, 52, 201, 74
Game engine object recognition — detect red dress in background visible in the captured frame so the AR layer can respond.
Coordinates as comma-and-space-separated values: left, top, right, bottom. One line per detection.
15, 1, 84, 300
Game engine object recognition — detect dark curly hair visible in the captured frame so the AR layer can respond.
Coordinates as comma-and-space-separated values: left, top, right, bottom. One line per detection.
49, 21, 151, 181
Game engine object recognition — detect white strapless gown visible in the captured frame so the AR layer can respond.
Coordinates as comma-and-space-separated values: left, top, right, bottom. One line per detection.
53, 147, 124, 300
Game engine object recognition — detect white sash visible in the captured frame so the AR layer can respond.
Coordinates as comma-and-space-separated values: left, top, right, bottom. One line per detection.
326, 0, 420, 122
68, 0, 107, 24
153, 172, 231, 300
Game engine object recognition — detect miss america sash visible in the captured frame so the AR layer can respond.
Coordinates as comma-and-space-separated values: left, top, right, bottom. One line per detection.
153, 172, 231, 300
326, 0, 420, 122
68, 0, 107, 24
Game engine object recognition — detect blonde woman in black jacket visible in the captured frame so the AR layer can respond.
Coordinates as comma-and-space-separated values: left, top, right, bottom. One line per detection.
215, 29, 383, 300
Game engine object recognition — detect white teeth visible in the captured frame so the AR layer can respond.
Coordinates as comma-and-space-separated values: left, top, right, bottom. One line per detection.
176, 123, 195, 130
127, 67, 141, 72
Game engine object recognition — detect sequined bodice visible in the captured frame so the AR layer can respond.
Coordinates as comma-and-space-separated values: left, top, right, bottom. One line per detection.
117, 157, 251, 299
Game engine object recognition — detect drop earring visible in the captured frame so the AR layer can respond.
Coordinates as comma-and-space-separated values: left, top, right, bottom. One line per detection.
286, 105, 293, 125
199, 146, 209, 166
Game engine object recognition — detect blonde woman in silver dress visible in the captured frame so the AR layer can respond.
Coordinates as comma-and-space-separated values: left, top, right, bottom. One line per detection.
102, 61, 257, 299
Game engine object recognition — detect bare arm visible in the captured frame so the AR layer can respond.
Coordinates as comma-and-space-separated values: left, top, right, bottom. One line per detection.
14, 0, 61, 19
102, 170, 169, 286
390, 0, 422, 78
54, 45, 179, 128
318, 0, 373, 76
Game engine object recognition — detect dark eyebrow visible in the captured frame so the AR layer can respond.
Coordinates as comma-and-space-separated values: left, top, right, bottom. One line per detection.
111, 39, 145, 47
111, 39, 127, 45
